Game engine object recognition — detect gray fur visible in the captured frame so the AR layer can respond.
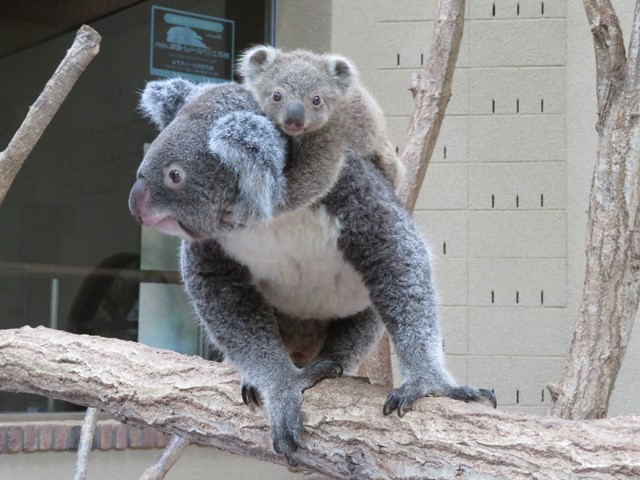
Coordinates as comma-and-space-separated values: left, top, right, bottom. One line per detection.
129, 78, 496, 465
139, 78, 201, 129
208, 111, 287, 222
237, 46, 405, 200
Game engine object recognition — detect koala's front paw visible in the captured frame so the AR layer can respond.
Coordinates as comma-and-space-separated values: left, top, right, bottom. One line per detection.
383, 381, 497, 417
256, 360, 343, 465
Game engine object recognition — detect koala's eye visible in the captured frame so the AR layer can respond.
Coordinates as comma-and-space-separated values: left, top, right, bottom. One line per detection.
311, 95, 322, 106
163, 165, 186, 189
169, 170, 182, 183
272, 91, 282, 102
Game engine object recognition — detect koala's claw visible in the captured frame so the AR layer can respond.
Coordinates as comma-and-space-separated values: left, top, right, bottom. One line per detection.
241, 384, 262, 407
300, 360, 343, 392
270, 403, 306, 466
478, 388, 498, 408
383, 391, 412, 417
383, 383, 498, 417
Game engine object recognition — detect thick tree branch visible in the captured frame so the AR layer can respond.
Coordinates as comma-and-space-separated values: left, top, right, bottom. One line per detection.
1, 327, 639, 479
0, 25, 101, 205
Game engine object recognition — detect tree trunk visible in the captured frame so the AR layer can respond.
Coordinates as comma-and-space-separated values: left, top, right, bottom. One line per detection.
1, 326, 639, 480
549, 0, 640, 419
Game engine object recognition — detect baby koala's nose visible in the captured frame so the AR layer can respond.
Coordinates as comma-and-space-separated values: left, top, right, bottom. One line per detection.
284, 102, 305, 130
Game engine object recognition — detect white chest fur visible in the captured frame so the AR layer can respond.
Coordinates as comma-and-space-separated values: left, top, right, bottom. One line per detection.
218, 206, 371, 320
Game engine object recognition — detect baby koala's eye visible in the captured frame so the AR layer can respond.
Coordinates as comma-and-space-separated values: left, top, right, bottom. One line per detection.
311, 95, 322, 106
272, 91, 282, 101
163, 164, 186, 189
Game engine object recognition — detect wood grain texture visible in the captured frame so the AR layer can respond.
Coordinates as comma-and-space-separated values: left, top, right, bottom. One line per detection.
1, 326, 639, 479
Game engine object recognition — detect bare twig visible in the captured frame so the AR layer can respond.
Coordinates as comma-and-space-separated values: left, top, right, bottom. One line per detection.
74, 407, 99, 480
139, 436, 190, 480
0, 25, 101, 205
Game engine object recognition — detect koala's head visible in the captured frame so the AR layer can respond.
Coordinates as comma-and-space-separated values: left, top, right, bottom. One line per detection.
238, 46, 356, 137
129, 78, 288, 241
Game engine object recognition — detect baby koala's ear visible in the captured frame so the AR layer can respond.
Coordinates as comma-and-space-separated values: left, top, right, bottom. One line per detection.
208, 111, 287, 222
139, 78, 200, 129
325, 54, 357, 94
237, 45, 280, 81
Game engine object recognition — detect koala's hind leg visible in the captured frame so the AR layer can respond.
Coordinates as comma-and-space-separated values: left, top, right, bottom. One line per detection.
316, 307, 384, 375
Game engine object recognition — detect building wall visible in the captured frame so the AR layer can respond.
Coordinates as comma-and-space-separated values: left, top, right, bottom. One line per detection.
330, 0, 639, 416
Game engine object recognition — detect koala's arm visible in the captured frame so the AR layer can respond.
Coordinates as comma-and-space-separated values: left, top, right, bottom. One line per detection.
181, 240, 295, 379
322, 157, 447, 382
322, 155, 496, 413
180, 240, 342, 460
284, 128, 346, 211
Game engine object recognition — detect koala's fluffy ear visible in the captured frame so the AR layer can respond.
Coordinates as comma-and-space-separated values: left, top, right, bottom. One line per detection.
208, 112, 287, 222
237, 45, 280, 81
326, 54, 356, 94
139, 78, 200, 129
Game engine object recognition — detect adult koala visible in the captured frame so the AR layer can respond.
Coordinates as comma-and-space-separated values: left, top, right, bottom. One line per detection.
129, 78, 496, 465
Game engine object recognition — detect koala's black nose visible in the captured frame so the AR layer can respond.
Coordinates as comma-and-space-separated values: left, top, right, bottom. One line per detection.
284, 102, 305, 129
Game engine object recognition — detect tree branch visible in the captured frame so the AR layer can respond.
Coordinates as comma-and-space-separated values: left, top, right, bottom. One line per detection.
397, 0, 466, 211
74, 407, 99, 480
549, 1, 640, 419
0, 25, 101, 205
582, 0, 627, 132
139, 436, 190, 480
1, 327, 639, 479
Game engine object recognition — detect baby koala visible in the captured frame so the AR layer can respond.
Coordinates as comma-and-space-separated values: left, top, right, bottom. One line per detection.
238, 45, 403, 208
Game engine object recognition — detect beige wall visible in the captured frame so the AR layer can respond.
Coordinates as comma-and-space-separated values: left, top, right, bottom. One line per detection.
328, 0, 639, 416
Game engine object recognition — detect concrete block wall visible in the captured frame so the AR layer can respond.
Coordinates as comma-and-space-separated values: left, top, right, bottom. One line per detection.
332, 0, 569, 414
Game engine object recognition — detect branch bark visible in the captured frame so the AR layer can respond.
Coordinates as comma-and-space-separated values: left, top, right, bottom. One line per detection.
0, 25, 101, 205
74, 407, 99, 480
549, 0, 640, 419
360, 0, 467, 387
397, 0, 466, 210
1, 327, 639, 479
139, 436, 190, 480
